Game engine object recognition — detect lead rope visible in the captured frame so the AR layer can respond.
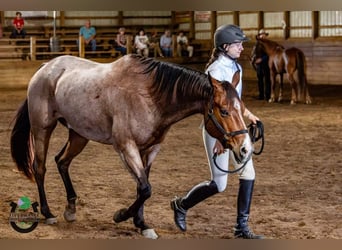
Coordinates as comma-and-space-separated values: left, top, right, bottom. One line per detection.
213, 120, 264, 174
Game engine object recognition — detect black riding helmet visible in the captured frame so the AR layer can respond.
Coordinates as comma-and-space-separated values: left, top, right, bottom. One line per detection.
214, 24, 249, 50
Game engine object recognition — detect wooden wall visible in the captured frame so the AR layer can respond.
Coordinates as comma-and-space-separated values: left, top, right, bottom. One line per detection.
0, 11, 341, 85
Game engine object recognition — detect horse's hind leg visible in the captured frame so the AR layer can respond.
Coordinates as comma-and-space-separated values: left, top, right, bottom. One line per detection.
55, 129, 89, 222
31, 122, 58, 224
287, 73, 298, 104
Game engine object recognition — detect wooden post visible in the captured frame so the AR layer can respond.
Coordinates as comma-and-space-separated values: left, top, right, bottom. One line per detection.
172, 34, 177, 57
126, 34, 133, 54
79, 35, 85, 58
312, 11, 319, 40
210, 11, 217, 39
30, 36, 36, 61
283, 11, 290, 39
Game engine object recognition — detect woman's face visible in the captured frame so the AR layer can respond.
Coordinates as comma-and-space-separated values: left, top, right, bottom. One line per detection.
224, 42, 244, 59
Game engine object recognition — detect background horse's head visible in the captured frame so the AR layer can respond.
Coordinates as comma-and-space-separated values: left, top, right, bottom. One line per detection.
255, 36, 285, 55
205, 73, 252, 163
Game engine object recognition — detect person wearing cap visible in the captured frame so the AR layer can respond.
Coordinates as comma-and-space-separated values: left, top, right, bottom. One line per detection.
253, 29, 271, 100
170, 24, 264, 239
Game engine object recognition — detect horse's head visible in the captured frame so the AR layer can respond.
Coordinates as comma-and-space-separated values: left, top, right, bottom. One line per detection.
204, 73, 252, 164
255, 36, 285, 55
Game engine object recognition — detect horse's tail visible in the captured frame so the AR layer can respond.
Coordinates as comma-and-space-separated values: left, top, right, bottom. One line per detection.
295, 49, 308, 102
10, 99, 35, 181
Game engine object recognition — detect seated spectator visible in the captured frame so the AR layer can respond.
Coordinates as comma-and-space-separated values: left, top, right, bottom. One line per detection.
115, 27, 128, 55
176, 31, 193, 58
10, 11, 26, 39
78, 19, 96, 51
149, 30, 164, 57
134, 28, 149, 57
160, 29, 173, 57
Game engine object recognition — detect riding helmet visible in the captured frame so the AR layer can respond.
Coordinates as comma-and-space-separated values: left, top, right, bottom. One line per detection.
214, 24, 249, 49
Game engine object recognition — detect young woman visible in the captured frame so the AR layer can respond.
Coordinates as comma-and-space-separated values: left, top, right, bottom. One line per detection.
170, 24, 264, 239
115, 27, 128, 55
134, 28, 149, 57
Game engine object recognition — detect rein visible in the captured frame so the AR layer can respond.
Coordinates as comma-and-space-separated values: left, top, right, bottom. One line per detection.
212, 120, 265, 174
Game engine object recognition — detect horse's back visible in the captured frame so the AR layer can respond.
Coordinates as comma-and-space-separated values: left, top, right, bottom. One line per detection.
25, 55, 157, 144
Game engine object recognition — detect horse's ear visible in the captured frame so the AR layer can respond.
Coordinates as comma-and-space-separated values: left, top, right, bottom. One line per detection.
208, 73, 224, 93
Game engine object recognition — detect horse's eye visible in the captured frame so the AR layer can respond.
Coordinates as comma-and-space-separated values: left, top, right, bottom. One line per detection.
220, 109, 229, 117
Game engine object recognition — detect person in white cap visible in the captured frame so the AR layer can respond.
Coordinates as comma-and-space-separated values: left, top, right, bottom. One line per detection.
254, 29, 271, 100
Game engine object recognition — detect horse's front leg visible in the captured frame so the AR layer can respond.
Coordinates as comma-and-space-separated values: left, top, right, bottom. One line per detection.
269, 71, 277, 103
113, 145, 158, 239
132, 145, 160, 238
278, 73, 284, 102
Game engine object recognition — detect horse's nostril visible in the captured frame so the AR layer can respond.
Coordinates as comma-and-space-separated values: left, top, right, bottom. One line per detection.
241, 146, 247, 155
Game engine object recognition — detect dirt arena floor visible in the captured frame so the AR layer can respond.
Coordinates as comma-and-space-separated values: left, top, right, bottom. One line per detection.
0, 67, 341, 239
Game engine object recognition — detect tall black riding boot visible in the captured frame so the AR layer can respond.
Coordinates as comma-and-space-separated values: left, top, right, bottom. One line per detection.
234, 179, 264, 239
170, 180, 218, 232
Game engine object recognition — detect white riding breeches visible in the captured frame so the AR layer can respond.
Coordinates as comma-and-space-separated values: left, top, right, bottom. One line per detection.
202, 127, 255, 192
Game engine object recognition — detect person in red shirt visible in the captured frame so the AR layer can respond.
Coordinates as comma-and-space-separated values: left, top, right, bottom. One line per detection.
10, 12, 26, 38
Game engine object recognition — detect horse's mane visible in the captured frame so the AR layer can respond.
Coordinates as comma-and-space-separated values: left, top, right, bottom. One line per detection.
131, 54, 212, 104
258, 38, 285, 50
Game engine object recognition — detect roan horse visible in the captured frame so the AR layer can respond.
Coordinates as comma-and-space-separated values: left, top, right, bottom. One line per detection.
10, 54, 253, 239
251, 36, 312, 104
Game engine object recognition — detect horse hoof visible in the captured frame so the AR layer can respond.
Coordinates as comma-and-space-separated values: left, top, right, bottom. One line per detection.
113, 208, 129, 223
64, 210, 76, 222
141, 228, 158, 239
45, 217, 58, 225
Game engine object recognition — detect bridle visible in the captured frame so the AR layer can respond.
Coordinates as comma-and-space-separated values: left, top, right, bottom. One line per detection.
212, 120, 265, 174
204, 94, 248, 149
204, 94, 265, 174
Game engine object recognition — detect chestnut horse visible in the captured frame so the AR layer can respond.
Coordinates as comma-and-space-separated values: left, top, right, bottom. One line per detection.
10, 54, 252, 239
251, 36, 312, 104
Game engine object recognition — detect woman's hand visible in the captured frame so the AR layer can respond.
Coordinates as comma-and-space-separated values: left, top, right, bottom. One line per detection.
245, 109, 260, 124
213, 140, 225, 155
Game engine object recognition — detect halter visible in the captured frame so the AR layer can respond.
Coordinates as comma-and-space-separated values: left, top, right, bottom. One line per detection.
204, 94, 248, 149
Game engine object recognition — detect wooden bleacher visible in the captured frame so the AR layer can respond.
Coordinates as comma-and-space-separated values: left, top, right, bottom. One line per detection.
0, 23, 213, 63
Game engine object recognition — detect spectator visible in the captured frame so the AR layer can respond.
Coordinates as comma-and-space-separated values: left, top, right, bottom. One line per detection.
134, 28, 149, 57
10, 11, 26, 39
78, 19, 96, 51
149, 30, 164, 57
176, 31, 193, 58
160, 29, 173, 57
115, 27, 128, 55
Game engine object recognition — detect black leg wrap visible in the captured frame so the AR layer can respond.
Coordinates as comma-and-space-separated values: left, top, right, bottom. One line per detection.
170, 180, 218, 232
234, 179, 264, 239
